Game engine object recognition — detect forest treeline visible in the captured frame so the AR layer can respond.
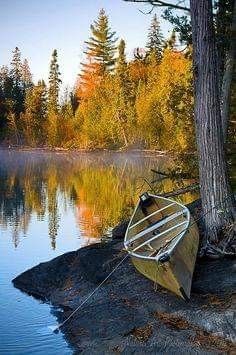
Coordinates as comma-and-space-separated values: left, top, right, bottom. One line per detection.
0, 9, 233, 151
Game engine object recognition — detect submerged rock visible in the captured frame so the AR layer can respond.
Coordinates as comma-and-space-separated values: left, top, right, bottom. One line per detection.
13, 215, 236, 354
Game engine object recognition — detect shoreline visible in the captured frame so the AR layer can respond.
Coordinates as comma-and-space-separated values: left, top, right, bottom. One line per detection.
12, 200, 236, 354
0, 144, 196, 157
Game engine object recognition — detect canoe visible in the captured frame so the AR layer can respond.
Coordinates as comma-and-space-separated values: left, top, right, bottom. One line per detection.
124, 192, 199, 300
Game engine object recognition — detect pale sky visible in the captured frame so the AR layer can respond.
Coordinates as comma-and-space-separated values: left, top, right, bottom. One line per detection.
0, 0, 173, 88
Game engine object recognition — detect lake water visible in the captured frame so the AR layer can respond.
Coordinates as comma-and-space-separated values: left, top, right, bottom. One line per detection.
0, 150, 198, 354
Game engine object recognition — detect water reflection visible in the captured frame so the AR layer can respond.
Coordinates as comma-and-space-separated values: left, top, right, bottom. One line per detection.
0, 150, 198, 248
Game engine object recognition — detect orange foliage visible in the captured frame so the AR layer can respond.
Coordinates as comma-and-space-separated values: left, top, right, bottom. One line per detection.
76, 56, 102, 100
76, 188, 102, 237
129, 60, 148, 84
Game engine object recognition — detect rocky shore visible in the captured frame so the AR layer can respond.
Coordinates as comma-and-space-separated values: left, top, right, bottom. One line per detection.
13, 201, 236, 354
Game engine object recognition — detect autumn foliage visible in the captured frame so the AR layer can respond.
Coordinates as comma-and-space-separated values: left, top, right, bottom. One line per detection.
0, 10, 198, 153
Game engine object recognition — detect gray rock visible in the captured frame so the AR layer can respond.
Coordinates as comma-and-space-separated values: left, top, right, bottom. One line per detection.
13, 238, 235, 354
112, 220, 129, 239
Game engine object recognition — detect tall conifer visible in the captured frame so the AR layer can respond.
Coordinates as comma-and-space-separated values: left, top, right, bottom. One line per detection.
10, 47, 24, 118
117, 39, 132, 102
48, 49, 61, 114
10, 47, 22, 84
146, 14, 164, 61
22, 59, 32, 90
116, 39, 135, 146
47, 49, 61, 146
82, 9, 118, 76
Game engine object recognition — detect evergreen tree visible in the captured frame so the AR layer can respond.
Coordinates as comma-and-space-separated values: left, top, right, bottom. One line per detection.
117, 39, 130, 98
10, 47, 22, 84
83, 9, 118, 74
21, 80, 47, 146
47, 49, 61, 147
0, 66, 11, 134
10, 47, 24, 118
22, 59, 32, 90
146, 14, 164, 61
48, 49, 61, 114
116, 39, 135, 146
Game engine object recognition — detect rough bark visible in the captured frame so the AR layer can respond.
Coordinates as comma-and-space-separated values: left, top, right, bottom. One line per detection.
221, 0, 236, 142
190, 0, 236, 257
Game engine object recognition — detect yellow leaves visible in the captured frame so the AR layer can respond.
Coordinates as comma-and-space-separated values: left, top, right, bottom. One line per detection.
74, 46, 194, 152
135, 48, 194, 151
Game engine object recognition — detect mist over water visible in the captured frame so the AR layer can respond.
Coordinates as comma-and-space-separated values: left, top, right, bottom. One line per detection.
0, 150, 197, 354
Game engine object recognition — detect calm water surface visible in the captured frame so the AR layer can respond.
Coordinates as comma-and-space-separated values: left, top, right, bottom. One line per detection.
0, 150, 197, 354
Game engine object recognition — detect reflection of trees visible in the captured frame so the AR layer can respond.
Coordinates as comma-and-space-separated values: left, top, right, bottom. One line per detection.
47, 167, 60, 249
0, 151, 199, 248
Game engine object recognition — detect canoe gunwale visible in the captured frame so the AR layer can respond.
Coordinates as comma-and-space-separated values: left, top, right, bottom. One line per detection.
124, 194, 191, 262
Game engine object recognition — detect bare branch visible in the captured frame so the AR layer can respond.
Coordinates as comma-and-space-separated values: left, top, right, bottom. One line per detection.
123, 0, 190, 12
138, 5, 155, 14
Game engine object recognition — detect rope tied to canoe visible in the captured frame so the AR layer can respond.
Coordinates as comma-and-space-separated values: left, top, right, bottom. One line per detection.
50, 253, 129, 333
50, 191, 235, 333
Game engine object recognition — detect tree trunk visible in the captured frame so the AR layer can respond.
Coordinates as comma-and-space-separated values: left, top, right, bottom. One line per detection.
190, 0, 236, 257
221, 0, 236, 142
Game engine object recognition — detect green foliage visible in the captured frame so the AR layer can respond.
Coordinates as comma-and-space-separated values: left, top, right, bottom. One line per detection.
21, 81, 47, 146
10, 47, 25, 119
48, 49, 61, 114
84, 8, 118, 74
162, 9, 192, 44
146, 14, 164, 62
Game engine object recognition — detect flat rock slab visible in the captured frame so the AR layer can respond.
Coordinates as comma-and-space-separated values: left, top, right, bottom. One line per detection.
13, 237, 236, 354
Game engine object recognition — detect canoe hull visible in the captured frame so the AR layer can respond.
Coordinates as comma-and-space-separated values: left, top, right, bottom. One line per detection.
130, 218, 199, 299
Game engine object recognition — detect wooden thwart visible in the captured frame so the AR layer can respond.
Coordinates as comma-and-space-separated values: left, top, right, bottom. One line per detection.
131, 221, 187, 252
126, 210, 186, 247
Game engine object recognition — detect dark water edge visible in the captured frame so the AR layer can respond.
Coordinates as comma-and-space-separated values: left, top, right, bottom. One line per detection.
0, 150, 178, 355
13, 212, 236, 354
1, 149, 235, 354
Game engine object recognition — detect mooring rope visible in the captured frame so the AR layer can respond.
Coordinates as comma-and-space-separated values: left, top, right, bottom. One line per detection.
52, 253, 129, 332
51, 191, 235, 333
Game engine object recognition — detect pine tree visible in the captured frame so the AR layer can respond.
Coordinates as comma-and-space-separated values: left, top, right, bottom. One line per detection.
47, 49, 61, 147
10, 47, 22, 84
0, 66, 11, 133
22, 59, 32, 90
116, 39, 135, 146
83, 9, 118, 74
117, 39, 135, 103
10, 47, 24, 118
117, 39, 129, 96
146, 14, 164, 62
48, 49, 61, 114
